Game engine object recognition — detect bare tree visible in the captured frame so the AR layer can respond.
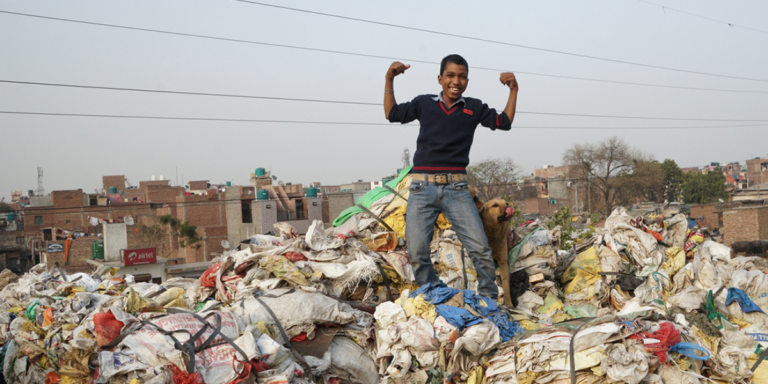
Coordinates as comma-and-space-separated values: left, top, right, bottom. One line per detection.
563, 136, 652, 217
467, 158, 519, 202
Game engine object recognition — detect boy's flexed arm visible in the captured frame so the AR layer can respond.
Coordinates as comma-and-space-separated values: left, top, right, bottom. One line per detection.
499, 72, 519, 123
384, 61, 410, 118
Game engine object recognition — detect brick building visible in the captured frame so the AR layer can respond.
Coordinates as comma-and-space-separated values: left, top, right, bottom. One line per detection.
746, 158, 768, 187
5, 170, 338, 275
722, 205, 768, 246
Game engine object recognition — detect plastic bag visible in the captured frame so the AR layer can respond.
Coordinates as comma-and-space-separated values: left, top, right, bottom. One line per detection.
306, 220, 344, 251
93, 310, 125, 347
601, 341, 649, 384
124, 288, 164, 313
155, 287, 186, 307
373, 302, 406, 328
669, 342, 710, 361
200, 263, 222, 288
273, 222, 299, 240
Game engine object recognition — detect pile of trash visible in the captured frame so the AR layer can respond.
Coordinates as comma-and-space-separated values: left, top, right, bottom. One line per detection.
2, 167, 768, 384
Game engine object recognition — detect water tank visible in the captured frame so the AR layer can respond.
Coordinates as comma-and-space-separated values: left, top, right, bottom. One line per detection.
306, 187, 318, 197
255, 168, 266, 177
257, 189, 269, 200
226, 181, 232, 186
108, 186, 118, 194
7, 212, 16, 221
91, 239, 104, 260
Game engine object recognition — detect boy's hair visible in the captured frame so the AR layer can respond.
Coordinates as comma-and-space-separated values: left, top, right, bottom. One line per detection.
440, 54, 469, 76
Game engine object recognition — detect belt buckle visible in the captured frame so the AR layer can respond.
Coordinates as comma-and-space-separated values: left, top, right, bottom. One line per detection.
434, 173, 449, 185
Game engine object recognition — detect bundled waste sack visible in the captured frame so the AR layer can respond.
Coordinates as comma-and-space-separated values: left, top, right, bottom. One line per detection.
3, 203, 768, 384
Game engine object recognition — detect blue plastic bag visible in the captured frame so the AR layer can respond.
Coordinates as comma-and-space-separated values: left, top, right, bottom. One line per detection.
669, 342, 710, 361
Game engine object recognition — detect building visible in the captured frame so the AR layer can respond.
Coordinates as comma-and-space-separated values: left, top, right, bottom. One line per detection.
746, 158, 768, 187
1, 168, 346, 277
531, 165, 580, 213
722, 205, 768, 246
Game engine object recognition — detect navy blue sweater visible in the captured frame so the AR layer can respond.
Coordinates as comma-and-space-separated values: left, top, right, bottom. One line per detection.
388, 94, 511, 174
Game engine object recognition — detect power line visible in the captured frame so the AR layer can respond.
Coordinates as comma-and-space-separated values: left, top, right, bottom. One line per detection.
3, 79, 768, 122
1, 10, 766, 94
637, 0, 768, 35
1, 110, 766, 129
233, 0, 768, 83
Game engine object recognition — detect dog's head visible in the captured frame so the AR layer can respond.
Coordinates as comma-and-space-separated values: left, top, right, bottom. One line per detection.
480, 199, 515, 223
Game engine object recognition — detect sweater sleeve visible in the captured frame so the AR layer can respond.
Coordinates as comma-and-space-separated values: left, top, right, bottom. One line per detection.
387, 96, 421, 124
478, 103, 512, 131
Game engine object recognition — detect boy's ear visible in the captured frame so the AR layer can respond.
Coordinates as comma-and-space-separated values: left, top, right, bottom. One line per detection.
437, 75, 442, 83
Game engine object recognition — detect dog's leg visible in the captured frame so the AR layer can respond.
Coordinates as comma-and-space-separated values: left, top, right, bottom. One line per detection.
497, 246, 513, 307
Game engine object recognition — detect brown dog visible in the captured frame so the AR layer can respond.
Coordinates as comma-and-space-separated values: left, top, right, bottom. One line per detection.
478, 198, 515, 307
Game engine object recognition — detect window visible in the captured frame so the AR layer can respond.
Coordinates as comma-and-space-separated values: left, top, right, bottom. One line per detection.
35, 216, 43, 226
241, 202, 252, 224
65, 219, 71, 224
16, 236, 24, 244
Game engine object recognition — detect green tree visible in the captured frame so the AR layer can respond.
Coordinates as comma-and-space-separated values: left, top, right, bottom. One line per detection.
682, 168, 729, 204
659, 159, 684, 202
158, 214, 202, 249
467, 157, 519, 202
0, 202, 12, 213
616, 160, 665, 204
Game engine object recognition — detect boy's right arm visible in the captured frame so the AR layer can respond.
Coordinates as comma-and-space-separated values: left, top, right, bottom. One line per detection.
384, 61, 410, 119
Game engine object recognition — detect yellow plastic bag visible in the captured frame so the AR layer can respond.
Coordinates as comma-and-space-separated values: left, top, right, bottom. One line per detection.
561, 247, 601, 284
397, 295, 437, 324
155, 287, 185, 306
537, 293, 564, 314
660, 247, 685, 279
467, 366, 484, 384
124, 288, 164, 313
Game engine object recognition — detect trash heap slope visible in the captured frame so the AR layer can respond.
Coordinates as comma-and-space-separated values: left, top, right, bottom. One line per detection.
2, 178, 768, 384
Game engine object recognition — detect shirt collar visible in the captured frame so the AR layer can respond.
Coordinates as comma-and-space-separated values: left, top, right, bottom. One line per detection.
432, 92, 465, 108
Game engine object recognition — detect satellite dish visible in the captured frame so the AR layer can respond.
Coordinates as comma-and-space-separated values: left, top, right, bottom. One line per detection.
124, 216, 135, 226
221, 240, 230, 250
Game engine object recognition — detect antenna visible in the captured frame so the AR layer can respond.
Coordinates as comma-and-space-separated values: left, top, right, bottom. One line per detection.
401, 148, 411, 168
124, 216, 135, 226
36, 167, 44, 195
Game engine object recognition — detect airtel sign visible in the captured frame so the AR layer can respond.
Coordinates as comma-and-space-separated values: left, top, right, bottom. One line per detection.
122, 247, 157, 266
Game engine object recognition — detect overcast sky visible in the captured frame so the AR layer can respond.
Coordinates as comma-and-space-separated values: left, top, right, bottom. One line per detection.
1, 0, 767, 200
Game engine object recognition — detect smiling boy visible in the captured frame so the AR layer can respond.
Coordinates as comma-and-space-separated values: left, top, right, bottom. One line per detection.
383, 54, 519, 301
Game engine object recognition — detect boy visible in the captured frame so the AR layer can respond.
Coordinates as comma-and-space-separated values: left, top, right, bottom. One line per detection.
384, 54, 518, 301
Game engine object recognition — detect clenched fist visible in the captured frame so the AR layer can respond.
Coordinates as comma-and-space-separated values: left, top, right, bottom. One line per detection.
500, 72, 518, 91
386, 61, 411, 79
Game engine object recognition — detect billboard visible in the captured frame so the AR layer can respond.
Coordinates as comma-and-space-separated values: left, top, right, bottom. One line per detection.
122, 247, 157, 266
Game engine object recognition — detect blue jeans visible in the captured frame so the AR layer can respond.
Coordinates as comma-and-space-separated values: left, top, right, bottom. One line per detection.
406, 178, 499, 299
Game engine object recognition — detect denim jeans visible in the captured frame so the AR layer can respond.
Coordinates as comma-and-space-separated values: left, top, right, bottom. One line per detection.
406, 178, 499, 299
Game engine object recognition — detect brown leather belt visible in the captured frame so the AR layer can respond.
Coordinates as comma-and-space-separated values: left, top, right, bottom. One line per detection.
411, 173, 467, 185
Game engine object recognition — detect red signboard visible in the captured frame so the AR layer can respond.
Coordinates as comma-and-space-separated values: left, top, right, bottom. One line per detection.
122, 247, 157, 266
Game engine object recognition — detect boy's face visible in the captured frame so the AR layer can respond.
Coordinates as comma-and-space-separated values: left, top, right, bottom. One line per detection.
438, 62, 469, 104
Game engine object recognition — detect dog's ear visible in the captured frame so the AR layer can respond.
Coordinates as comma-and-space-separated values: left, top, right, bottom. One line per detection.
478, 203, 487, 215
474, 196, 485, 211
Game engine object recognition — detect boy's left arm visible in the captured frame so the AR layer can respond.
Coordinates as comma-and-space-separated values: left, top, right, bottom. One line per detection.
479, 72, 519, 131
500, 72, 519, 125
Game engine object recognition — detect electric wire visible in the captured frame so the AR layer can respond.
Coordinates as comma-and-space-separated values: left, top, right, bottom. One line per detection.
2, 80, 767, 122
1, 10, 767, 94
637, 0, 768, 35
233, 0, 768, 82
1, 110, 766, 129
